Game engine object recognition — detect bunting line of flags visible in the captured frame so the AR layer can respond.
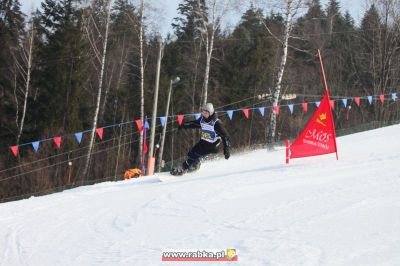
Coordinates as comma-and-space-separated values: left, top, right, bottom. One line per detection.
6, 92, 399, 157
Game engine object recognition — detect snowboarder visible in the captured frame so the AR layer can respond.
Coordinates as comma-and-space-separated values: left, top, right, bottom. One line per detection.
170, 103, 231, 176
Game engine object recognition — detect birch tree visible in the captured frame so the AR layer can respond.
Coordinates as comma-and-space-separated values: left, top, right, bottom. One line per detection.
138, 0, 145, 163
82, 0, 112, 178
120, 0, 146, 166
13, 18, 36, 145
196, 0, 235, 106
254, 0, 303, 146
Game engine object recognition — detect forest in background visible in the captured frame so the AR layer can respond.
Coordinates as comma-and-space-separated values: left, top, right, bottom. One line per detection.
1, 0, 399, 201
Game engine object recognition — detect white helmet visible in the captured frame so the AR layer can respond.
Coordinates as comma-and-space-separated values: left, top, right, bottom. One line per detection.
202, 103, 214, 115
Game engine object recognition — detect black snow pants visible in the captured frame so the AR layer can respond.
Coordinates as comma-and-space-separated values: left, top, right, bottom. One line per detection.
182, 139, 221, 170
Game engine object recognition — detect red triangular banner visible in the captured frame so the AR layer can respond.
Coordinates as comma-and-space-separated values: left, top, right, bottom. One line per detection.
177, 115, 184, 125
53, 136, 62, 149
242, 108, 249, 119
96, 128, 104, 140
273, 105, 280, 116
302, 102, 308, 112
379, 94, 385, 104
289, 91, 338, 160
135, 119, 143, 132
354, 97, 360, 106
143, 141, 148, 154
10, 145, 19, 157
329, 100, 334, 109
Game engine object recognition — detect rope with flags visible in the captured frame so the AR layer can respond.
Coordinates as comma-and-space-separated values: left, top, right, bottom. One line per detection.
3, 91, 399, 158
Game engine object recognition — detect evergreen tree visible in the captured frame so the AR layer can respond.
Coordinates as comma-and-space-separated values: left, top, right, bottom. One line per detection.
0, 0, 25, 147
305, 0, 324, 19
326, 0, 344, 35
322, 0, 357, 96
358, 4, 381, 89
172, 0, 206, 41
168, 0, 207, 113
217, 7, 276, 147
290, 0, 325, 87
297, 0, 325, 48
33, 0, 88, 136
221, 7, 274, 102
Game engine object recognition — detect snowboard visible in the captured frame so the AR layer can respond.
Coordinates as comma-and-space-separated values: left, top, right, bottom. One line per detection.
157, 166, 200, 182
169, 165, 200, 176
157, 173, 180, 182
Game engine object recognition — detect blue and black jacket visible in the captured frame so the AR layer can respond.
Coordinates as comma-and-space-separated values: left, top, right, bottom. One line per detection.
181, 113, 230, 151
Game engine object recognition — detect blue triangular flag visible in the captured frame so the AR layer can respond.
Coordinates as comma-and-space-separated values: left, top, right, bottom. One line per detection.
315, 101, 320, 107
392, 93, 397, 101
195, 113, 201, 120
159, 116, 167, 127
288, 104, 294, 114
32, 141, 40, 152
75, 132, 83, 144
227, 110, 234, 120
144, 120, 150, 129
367, 96, 373, 104
342, 98, 348, 108
258, 107, 265, 117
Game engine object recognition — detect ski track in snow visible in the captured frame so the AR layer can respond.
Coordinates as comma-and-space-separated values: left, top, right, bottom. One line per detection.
1, 125, 400, 265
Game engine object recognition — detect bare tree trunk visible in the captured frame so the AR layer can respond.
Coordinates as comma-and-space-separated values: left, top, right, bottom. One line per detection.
13, 64, 19, 130
112, 38, 129, 179
267, 0, 298, 146
114, 116, 124, 180
83, 0, 112, 178
138, 0, 145, 164
14, 20, 35, 145
100, 63, 115, 121
192, 41, 202, 143
202, 24, 215, 106
365, 0, 400, 122
377, 0, 399, 121
199, 0, 230, 106
112, 35, 128, 124
249, 85, 258, 146
192, 41, 200, 109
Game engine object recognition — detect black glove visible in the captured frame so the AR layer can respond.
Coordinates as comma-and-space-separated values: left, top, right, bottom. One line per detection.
224, 147, 230, 160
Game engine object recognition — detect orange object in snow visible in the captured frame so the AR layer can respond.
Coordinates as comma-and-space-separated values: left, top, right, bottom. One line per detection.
124, 168, 142, 179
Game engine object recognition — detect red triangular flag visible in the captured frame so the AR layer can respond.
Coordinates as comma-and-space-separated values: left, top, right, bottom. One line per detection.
354, 97, 360, 106
302, 102, 308, 112
273, 105, 280, 116
135, 119, 143, 132
96, 128, 104, 140
329, 100, 334, 110
379, 94, 385, 104
10, 145, 19, 157
143, 142, 148, 154
177, 115, 184, 125
53, 136, 62, 149
289, 91, 338, 160
242, 108, 249, 119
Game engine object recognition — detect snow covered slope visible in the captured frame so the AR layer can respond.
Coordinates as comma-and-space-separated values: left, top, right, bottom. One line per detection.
1, 124, 400, 266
